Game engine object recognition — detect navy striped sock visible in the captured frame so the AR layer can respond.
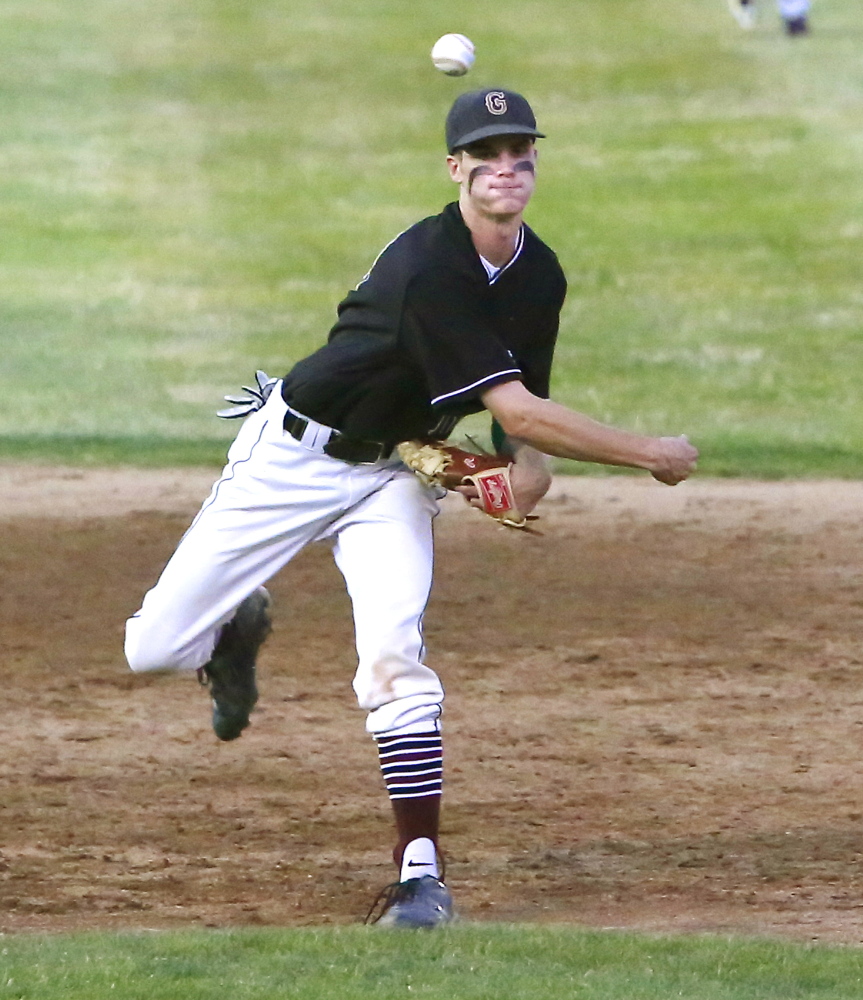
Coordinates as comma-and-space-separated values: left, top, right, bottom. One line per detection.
376, 732, 443, 800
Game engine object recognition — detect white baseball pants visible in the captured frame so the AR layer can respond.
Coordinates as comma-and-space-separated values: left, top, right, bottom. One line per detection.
124, 385, 445, 737
778, 0, 809, 16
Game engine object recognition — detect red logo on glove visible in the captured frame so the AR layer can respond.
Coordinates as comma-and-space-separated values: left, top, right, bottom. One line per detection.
474, 470, 514, 513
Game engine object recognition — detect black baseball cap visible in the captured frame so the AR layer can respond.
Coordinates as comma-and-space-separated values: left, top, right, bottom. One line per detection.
445, 88, 545, 154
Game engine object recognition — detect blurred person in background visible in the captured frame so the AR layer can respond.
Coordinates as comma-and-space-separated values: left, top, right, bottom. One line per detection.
727, 0, 810, 34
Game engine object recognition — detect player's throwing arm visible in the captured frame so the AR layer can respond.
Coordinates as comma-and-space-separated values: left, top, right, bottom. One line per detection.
481, 380, 699, 486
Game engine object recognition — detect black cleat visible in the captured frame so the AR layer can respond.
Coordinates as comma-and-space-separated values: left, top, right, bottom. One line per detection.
366, 875, 454, 929
784, 15, 809, 34
199, 587, 272, 741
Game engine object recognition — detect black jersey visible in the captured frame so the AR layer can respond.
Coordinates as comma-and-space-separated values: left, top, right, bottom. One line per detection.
280, 201, 567, 443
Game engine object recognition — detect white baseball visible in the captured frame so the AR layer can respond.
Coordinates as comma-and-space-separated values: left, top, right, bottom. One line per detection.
431, 34, 475, 77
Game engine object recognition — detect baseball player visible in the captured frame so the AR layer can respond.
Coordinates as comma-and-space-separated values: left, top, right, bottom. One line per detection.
125, 88, 698, 928
727, 0, 811, 34
778, 0, 811, 34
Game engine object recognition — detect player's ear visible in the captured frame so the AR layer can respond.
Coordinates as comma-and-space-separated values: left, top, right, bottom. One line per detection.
446, 153, 463, 184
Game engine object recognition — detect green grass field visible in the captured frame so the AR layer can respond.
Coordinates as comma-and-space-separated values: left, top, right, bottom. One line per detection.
1, 0, 861, 473
2, 925, 863, 1000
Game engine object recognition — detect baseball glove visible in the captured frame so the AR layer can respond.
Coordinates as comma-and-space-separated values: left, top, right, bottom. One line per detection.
397, 440, 537, 531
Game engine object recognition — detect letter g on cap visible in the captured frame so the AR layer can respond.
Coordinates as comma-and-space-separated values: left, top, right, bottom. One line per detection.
485, 92, 508, 115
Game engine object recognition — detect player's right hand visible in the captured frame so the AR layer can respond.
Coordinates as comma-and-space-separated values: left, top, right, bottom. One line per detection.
650, 435, 699, 485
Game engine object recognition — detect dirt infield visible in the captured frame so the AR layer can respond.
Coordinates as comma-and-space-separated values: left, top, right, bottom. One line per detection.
2, 466, 863, 942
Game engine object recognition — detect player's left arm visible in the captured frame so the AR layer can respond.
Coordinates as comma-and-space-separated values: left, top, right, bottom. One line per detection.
500, 437, 552, 516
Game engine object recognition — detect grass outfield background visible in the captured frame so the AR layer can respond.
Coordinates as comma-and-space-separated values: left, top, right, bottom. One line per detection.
1, 0, 861, 474
2, 925, 863, 1000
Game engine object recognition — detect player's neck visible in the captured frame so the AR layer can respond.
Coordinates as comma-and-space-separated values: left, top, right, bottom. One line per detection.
460, 201, 523, 269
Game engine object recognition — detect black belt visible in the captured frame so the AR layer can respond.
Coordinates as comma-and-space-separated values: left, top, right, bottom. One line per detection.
283, 411, 394, 464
